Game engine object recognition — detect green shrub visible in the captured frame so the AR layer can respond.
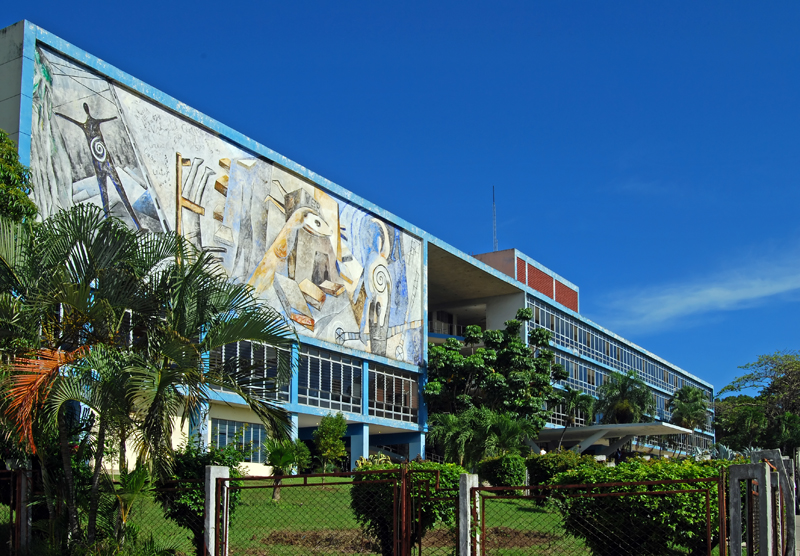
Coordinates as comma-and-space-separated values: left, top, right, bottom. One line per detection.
478, 453, 526, 486
525, 450, 600, 485
549, 458, 732, 556
351, 461, 466, 556
154, 440, 247, 556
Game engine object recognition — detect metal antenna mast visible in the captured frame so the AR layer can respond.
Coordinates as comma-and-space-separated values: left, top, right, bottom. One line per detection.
492, 186, 498, 251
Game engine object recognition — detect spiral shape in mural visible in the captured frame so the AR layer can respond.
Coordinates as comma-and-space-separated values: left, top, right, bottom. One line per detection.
371, 264, 390, 293
90, 137, 107, 163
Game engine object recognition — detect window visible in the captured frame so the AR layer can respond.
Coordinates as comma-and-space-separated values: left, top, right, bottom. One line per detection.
369, 365, 419, 423
211, 418, 266, 463
298, 346, 362, 413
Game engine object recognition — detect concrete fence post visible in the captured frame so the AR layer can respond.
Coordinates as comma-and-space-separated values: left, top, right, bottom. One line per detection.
459, 473, 479, 556
204, 465, 229, 556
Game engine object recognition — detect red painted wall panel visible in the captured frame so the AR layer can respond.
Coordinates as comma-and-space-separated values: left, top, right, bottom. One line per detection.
527, 263, 554, 298
556, 281, 578, 312
516, 257, 526, 283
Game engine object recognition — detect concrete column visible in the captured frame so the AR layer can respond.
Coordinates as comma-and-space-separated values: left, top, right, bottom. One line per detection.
289, 344, 299, 406
289, 413, 299, 475
190, 401, 210, 447
350, 422, 369, 470
409, 432, 425, 461
728, 462, 772, 556
204, 465, 229, 556
459, 473, 479, 556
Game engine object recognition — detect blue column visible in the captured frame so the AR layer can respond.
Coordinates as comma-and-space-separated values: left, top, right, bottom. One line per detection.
362, 360, 370, 417
409, 432, 425, 461
350, 422, 370, 471
289, 413, 300, 475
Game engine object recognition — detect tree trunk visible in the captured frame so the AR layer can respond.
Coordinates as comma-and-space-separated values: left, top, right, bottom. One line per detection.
86, 415, 108, 543
58, 408, 80, 541
272, 473, 283, 501
119, 428, 127, 476
556, 425, 569, 452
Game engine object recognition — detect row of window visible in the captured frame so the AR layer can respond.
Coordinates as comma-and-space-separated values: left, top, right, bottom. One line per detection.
528, 296, 712, 398
210, 342, 420, 424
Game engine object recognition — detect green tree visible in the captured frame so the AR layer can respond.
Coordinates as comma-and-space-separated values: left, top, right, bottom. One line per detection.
313, 412, 348, 472
2, 205, 296, 545
425, 308, 567, 465
154, 439, 248, 556
717, 351, 800, 454
264, 438, 311, 500
0, 129, 37, 223
554, 385, 596, 451
668, 385, 708, 448
596, 369, 655, 424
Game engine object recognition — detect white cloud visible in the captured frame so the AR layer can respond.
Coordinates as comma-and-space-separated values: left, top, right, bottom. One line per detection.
592, 254, 800, 334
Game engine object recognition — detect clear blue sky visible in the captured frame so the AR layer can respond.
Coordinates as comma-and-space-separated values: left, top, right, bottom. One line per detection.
6, 1, 800, 394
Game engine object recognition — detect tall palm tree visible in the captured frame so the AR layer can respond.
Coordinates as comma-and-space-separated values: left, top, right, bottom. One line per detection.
554, 386, 596, 451
668, 385, 708, 450
2, 205, 296, 544
596, 370, 655, 425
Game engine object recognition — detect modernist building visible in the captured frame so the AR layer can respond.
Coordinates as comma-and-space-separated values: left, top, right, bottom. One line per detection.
0, 21, 714, 472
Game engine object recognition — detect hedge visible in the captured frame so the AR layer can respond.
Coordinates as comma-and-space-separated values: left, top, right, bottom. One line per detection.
478, 453, 526, 487
549, 458, 731, 556
350, 461, 466, 556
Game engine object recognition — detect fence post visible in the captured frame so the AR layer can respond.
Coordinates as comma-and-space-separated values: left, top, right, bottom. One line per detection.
204, 465, 229, 556
18, 469, 29, 552
459, 473, 479, 556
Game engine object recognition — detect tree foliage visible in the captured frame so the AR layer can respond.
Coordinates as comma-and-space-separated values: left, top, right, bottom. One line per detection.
0, 205, 295, 546
596, 369, 655, 424
716, 351, 800, 453
425, 309, 566, 421
312, 412, 348, 471
0, 129, 37, 223
154, 440, 248, 556
351, 461, 466, 556
550, 457, 733, 556
425, 309, 567, 467
553, 385, 595, 450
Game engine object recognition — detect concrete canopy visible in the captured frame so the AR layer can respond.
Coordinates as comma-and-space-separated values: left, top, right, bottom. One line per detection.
428, 243, 522, 306
533, 422, 693, 455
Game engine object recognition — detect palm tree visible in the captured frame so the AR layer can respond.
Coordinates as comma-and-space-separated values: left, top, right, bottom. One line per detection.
429, 408, 538, 470
554, 386, 596, 451
473, 408, 539, 460
668, 385, 708, 450
427, 412, 475, 467
2, 205, 296, 544
596, 370, 655, 424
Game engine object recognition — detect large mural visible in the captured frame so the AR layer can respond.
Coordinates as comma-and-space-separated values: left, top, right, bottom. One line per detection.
29, 46, 424, 365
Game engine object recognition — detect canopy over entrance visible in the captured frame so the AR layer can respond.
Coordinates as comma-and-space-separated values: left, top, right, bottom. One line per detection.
532, 422, 692, 456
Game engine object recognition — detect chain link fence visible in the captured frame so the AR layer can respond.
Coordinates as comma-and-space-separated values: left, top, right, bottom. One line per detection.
219, 472, 395, 556
474, 478, 722, 556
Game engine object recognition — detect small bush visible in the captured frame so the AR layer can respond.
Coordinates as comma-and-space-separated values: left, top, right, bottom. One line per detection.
478, 453, 526, 486
550, 458, 733, 556
525, 450, 600, 485
351, 461, 466, 556
154, 440, 247, 556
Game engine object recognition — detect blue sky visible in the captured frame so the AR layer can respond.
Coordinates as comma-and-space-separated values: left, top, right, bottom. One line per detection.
6, 1, 799, 394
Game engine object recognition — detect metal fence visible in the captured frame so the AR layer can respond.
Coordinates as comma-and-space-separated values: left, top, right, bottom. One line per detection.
214, 468, 460, 556
472, 477, 725, 556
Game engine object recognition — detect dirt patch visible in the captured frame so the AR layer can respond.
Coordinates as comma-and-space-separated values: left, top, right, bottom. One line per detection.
239, 528, 382, 554
420, 527, 457, 548
483, 526, 562, 548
